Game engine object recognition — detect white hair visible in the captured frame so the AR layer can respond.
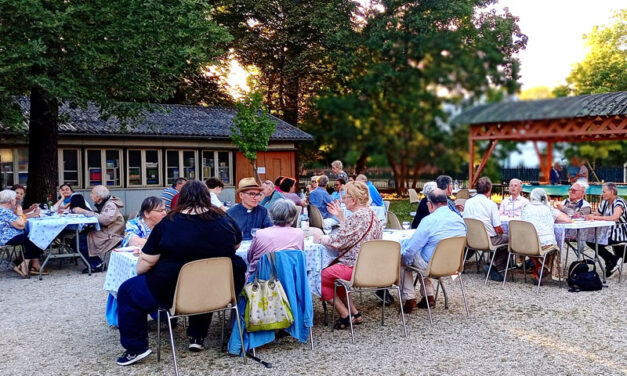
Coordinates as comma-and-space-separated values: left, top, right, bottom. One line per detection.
92, 185, 110, 200
0, 189, 17, 204
530, 188, 549, 206
509, 178, 522, 185
573, 179, 589, 193
421, 181, 437, 197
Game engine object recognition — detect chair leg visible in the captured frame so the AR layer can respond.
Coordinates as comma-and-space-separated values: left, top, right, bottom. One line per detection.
458, 273, 470, 317
537, 255, 547, 293
619, 244, 626, 283
418, 273, 432, 325
166, 312, 179, 376
157, 309, 162, 362
331, 284, 337, 331
322, 301, 328, 326
395, 285, 408, 337
439, 279, 448, 309
309, 326, 314, 350
233, 306, 246, 361
381, 289, 386, 326
484, 251, 497, 285
220, 309, 226, 352
345, 290, 355, 344
434, 280, 440, 304
475, 250, 481, 273
502, 252, 512, 287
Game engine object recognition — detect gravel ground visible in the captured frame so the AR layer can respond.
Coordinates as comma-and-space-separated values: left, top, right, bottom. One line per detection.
1, 260, 625, 376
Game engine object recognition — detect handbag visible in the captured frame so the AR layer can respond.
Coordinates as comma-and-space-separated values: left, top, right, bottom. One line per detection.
323, 211, 376, 270
242, 252, 294, 332
567, 260, 603, 292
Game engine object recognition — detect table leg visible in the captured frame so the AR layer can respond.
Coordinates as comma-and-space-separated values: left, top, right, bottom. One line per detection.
38, 244, 53, 281
75, 228, 91, 276
594, 227, 606, 284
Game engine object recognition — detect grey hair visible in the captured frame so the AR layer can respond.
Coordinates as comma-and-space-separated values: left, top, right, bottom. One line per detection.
318, 175, 329, 187
269, 199, 298, 227
574, 179, 588, 193
355, 174, 368, 182
530, 188, 549, 205
421, 181, 437, 198
331, 160, 343, 169
509, 178, 522, 186
0, 189, 17, 204
92, 185, 110, 200
262, 180, 275, 189
603, 182, 618, 196
427, 189, 449, 205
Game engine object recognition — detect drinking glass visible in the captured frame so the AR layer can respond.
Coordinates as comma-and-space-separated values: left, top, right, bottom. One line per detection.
251, 228, 259, 237
402, 221, 410, 230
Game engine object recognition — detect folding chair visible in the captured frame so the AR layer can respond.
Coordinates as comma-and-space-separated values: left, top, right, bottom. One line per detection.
157, 257, 245, 376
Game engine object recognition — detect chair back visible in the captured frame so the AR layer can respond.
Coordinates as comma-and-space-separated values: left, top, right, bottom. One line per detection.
464, 218, 492, 250
172, 257, 235, 315
456, 189, 470, 199
508, 220, 542, 256
408, 189, 420, 204
427, 237, 467, 277
308, 205, 324, 230
386, 211, 402, 230
383, 200, 391, 212
352, 240, 400, 288
292, 205, 302, 228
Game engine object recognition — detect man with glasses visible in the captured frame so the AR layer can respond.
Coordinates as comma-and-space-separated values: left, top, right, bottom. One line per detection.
557, 181, 591, 218
499, 178, 529, 219
331, 178, 346, 200
227, 177, 273, 240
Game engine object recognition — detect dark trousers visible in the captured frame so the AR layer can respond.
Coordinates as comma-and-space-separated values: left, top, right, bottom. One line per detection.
586, 240, 627, 271
74, 232, 101, 268
118, 275, 215, 353
7, 233, 42, 259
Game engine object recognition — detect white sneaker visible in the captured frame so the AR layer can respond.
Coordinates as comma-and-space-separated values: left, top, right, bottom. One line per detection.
610, 258, 622, 274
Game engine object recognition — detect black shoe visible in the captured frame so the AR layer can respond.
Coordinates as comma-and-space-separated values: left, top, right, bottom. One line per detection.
188, 337, 205, 352
82, 265, 103, 274
374, 290, 394, 306
116, 348, 152, 366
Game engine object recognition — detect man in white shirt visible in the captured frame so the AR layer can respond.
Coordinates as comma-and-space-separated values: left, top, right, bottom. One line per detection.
463, 176, 508, 281
499, 178, 529, 218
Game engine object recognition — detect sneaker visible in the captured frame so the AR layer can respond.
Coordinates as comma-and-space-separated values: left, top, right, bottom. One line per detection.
611, 258, 623, 274
188, 337, 205, 352
402, 299, 418, 313
116, 348, 152, 366
484, 265, 504, 282
417, 296, 435, 309
374, 290, 394, 306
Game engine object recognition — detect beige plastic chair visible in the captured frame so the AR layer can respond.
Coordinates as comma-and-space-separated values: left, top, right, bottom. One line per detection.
456, 189, 470, 199
332, 240, 408, 343
463, 218, 509, 285
157, 258, 245, 375
292, 205, 302, 228
404, 236, 469, 324
386, 211, 402, 230
308, 204, 324, 230
408, 189, 420, 215
503, 220, 559, 292
383, 200, 391, 212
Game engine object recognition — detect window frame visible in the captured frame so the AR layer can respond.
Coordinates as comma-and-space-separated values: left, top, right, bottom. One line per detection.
165, 149, 198, 185
126, 149, 163, 187
58, 148, 83, 188
201, 150, 233, 185
84, 148, 124, 187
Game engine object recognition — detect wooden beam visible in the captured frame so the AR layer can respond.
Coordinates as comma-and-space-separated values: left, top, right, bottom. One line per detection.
471, 140, 498, 187
469, 135, 475, 188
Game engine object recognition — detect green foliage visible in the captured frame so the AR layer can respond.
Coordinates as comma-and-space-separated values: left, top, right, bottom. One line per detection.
306, 0, 527, 192
230, 91, 276, 176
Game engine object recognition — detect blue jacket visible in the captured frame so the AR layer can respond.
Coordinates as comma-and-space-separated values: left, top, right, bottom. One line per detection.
367, 182, 384, 206
228, 250, 313, 355
308, 187, 337, 220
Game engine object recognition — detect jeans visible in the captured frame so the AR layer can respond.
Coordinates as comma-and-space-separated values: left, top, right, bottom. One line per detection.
118, 275, 215, 353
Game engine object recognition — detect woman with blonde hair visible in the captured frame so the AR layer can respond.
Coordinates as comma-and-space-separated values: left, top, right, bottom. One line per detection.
315, 181, 383, 329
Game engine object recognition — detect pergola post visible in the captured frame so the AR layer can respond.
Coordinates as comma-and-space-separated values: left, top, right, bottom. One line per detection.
470, 139, 498, 187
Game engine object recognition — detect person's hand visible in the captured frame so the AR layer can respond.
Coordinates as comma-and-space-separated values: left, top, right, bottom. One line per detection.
556, 203, 565, 211
72, 207, 85, 214
15, 205, 23, 216
28, 203, 39, 211
585, 214, 595, 221
313, 231, 323, 244
572, 212, 582, 219
327, 200, 341, 216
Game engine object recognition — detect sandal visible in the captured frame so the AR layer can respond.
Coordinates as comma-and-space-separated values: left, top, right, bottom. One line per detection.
29, 268, 49, 276
351, 312, 363, 325
13, 266, 29, 279
333, 315, 351, 330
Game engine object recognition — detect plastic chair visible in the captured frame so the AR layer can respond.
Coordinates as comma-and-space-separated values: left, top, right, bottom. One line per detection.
292, 205, 302, 228
463, 218, 509, 284
383, 200, 391, 212
307, 205, 324, 230
456, 189, 470, 199
332, 240, 408, 343
157, 257, 245, 375
404, 236, 469, 324
408, 189, 420, 215
503, 220, 559, 292
386, 211, 402, 230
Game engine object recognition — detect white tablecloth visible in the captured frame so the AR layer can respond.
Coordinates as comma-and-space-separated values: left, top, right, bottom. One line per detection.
26, 215, 100, 250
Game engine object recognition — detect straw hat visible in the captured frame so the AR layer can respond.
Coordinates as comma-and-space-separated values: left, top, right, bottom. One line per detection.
236, 177, 263, 194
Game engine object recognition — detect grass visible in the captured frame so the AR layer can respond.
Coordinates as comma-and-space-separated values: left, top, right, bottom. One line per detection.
388, 199, 415, 223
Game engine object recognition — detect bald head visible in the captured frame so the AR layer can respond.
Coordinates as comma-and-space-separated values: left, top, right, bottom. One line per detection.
427, 188, 449, 212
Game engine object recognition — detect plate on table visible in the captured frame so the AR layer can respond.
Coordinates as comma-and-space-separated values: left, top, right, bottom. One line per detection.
572, 218, 585, 222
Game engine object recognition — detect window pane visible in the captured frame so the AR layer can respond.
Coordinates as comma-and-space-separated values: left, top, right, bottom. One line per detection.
0, 149, 14, 187
145, 150, 160, 185
128, 150, 142, 186
218, 151, 230, 184
202, 151, 215, 180
183, 151, 196, 180
62, 150, 79, 186
105, 150, 120, 186
17, 148, 28, 185
87, 150, 102, 186
166, 150, 179, 185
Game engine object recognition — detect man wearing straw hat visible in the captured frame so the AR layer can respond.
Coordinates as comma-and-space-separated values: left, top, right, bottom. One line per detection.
227, 177, 273, 240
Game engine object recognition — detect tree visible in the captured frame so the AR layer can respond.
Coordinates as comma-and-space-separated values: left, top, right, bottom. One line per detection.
307, 0, 527, 193
0, 0, 231, 205
230, 91, 276, 183
212, 0, 358, 125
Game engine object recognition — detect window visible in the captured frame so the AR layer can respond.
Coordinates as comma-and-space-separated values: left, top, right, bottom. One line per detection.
166, 150, 197, 185
59, 149, 81, 187
201, 150, 232, 185
0, 148, 29, 188
16, 148, 28, 185
0, 148, 15, 187
85, 149, 123, 187
127, 149, 162, 186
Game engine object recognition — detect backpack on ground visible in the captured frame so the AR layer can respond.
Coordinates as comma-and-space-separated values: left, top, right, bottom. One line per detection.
567, 260, 602, 292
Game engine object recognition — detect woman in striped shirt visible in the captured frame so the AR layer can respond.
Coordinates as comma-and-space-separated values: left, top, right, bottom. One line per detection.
585, 182, 627, 277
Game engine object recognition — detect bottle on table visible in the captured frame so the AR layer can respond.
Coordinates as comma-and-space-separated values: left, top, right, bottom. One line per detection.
300, 207, 309, 231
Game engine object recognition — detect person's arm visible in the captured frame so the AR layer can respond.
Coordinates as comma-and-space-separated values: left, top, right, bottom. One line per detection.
80, 201, 118, 225
402, 224, 429, 265
136, 253, 160, 275
10, 209, 25, 229
587, 205, 623, 222
128, 236, 148, 247
326, 200, 346, 223
136, 221, 163, 274
555, 210, 572, 223
491, 201, 503, 234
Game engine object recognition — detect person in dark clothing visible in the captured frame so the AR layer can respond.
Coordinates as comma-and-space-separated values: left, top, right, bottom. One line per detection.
115, 180, 245, 366
411, 182, 437, 229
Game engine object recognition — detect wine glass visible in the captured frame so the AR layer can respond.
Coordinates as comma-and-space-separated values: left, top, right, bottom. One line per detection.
251, 228, 260, 237
402, 221, 410, 230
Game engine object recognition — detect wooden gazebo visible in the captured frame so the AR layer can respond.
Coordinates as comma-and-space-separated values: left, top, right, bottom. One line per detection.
452, 92, 627, 187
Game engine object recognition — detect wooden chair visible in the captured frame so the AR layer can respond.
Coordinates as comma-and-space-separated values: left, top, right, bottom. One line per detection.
157, 258, 245, 375
332, 240, 408, 343
386, 211, 402, 230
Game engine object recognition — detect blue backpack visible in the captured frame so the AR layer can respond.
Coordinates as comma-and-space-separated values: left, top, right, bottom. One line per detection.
567, 260, 603, 292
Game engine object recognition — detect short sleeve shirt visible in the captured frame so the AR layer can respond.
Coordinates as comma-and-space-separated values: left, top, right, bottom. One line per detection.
463, 194, 501, 237
598, 198, 627, 242
121, 217, 152, 247
0, 207, 23, 245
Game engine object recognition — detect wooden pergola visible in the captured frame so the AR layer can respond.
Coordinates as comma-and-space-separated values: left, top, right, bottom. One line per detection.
452, 92, 627, 187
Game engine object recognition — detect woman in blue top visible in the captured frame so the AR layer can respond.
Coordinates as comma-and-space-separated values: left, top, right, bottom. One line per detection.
115, 180, 246, 366
121, 197, 166, 248
0, 189, 43, 278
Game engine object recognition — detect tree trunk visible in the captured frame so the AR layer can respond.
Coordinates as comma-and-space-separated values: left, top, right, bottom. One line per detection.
25, 87, 59, 206
252, 159, 261, 185
282, 75, 299, 126
355, 150, 369, 175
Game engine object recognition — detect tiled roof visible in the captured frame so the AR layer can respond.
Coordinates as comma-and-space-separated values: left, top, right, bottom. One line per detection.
451, 91, 627, 125
7, 99, 313, 141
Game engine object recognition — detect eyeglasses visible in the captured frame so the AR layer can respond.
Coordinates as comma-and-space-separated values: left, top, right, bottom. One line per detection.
152, 208, 167, 213
569, 189, 582, 193
243, 192, 263, 198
